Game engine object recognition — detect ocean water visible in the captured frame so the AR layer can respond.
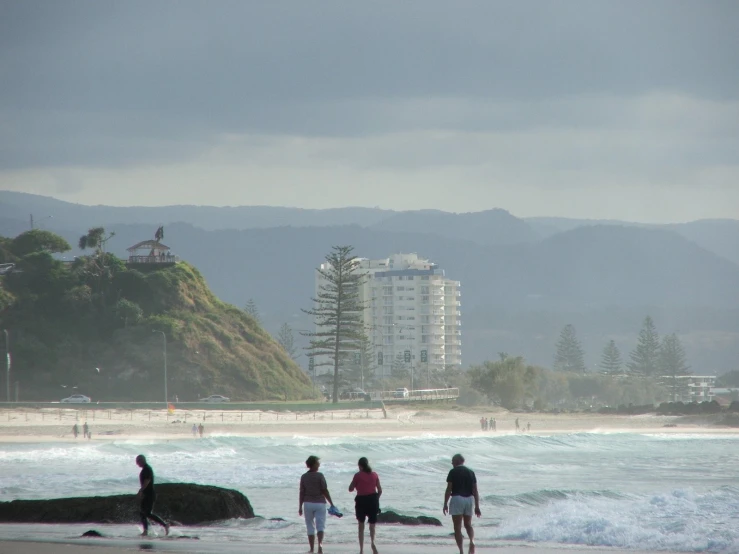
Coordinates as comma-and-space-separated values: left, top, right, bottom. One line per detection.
1, 432, 738, 552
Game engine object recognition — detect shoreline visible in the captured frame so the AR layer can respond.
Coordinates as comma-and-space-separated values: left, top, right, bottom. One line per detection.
0, 539, 685, 554
0, 407, 736, 442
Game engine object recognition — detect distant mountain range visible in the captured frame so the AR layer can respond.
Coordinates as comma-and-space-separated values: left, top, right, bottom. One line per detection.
2, 191, 738, 265
1, 190, 738, 372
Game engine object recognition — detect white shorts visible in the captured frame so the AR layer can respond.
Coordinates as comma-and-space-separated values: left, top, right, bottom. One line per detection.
449, 495, 474, 516
303, 502, 327, 534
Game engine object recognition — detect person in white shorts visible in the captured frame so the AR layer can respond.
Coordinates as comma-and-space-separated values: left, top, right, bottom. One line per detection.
443, 453, 481, 554
299, 455, 336, 554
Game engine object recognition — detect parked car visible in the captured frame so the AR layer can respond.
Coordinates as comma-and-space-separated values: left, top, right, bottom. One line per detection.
202, 395, 230, 403
393, 387, 409, 399
61, 394, 91, 403
340, 389, 371, 401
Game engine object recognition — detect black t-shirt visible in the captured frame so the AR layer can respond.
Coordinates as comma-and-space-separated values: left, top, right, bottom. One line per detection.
446, 465, 476, 497
139, 464, 155, 496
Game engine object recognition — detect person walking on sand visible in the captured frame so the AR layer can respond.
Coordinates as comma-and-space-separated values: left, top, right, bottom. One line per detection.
72, 423, 79, 439
349, 457, 382, 554
135, 455, 169, 536
443, 453, 481, 554
198, 423, 204, 437
515, 417, 520, 432
191, 423, 197, 437
299, 455, 336, 554
83, 421, 89, 439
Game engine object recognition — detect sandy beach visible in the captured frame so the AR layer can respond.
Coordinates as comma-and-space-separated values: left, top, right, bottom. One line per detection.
0, 540, 685, 554
0, 405, 735, 442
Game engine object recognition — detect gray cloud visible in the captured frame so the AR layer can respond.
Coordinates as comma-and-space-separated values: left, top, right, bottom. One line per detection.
0, 0, 737, 220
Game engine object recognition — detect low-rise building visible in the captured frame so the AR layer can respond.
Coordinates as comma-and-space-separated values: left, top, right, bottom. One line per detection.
662, 375, 716, 403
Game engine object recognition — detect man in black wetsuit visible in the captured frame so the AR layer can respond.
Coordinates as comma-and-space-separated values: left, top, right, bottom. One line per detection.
135, 454, 169, 536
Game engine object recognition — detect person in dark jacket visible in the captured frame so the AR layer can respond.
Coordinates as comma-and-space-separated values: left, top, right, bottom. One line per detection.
136, 454, 169, 536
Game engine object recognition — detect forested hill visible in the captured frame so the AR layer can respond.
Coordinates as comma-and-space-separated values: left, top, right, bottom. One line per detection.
0, 229, 314, 402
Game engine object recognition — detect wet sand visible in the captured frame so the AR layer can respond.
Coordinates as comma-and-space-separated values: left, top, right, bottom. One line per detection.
0, 540, 682, 554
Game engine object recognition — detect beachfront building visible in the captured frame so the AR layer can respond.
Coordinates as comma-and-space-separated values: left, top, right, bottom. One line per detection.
663, 375, 717, 403
312, 253, 461, 383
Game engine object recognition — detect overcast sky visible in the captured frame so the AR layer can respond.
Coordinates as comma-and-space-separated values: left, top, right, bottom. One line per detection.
1, 0, 737, 222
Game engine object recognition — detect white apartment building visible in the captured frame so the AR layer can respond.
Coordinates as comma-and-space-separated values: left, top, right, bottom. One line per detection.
313, 253, 461, 381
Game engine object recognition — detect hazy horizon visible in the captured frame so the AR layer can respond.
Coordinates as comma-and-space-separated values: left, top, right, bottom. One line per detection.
2, 1, 738, 223
3, 190, 738, 226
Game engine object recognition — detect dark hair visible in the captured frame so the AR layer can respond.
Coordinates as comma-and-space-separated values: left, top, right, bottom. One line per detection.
305, 455, 320, 469
136, 454, 146, 464
358, 457, 372, 473
452, 453, 465, 464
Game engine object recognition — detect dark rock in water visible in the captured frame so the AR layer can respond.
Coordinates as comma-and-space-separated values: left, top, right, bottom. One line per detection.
376, 510, 442, 526
0, 483, 254, 525
81, 530, 104, 537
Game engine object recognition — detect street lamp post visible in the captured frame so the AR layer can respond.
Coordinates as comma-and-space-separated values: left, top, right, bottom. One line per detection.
153, 331, 167, 405
3, 330, 9, 403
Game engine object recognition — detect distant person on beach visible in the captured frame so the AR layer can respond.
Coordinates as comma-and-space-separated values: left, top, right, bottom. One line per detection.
83, 422, 89, 439
299, 455, 336, 554
135, 454, 169, 536
443, 453, 481, 554
191, 423, 197, 437
72, 424, 79, 439
198, 423, 204, 437
527, 422, 531, 432
349, 457, 382, 554
479, 417, 484, 431
515, 417, 520, 431
491, 418, 496, 432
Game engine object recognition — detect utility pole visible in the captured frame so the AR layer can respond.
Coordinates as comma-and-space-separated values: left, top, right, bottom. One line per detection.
153, 331, 167, 405
29, 214, 33, 230
4, 329, 10, 403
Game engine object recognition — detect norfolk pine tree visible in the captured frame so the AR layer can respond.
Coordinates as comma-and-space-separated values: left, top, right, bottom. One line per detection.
628, 316, 660, 376
244, 298, 261, 324
600, 340, 623, 376
553, 324, 586, 373
302, 245, 368, 404
276, 322, 298, 361
659, 333, 691, 401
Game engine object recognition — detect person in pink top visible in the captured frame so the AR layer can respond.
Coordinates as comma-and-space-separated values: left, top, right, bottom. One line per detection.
348, 457, 383, 554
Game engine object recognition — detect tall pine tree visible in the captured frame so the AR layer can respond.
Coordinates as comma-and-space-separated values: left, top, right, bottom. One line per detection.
276, 322, 298, 361
244, 298, 261, 324
302, 245, 367, 403
628, 316, 660, 376
600, 340, 623, 376
659, 333, 691, 401
553, 324, 586, 373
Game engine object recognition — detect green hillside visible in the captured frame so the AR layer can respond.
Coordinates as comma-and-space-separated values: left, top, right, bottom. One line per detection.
0, 229, 315, 402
